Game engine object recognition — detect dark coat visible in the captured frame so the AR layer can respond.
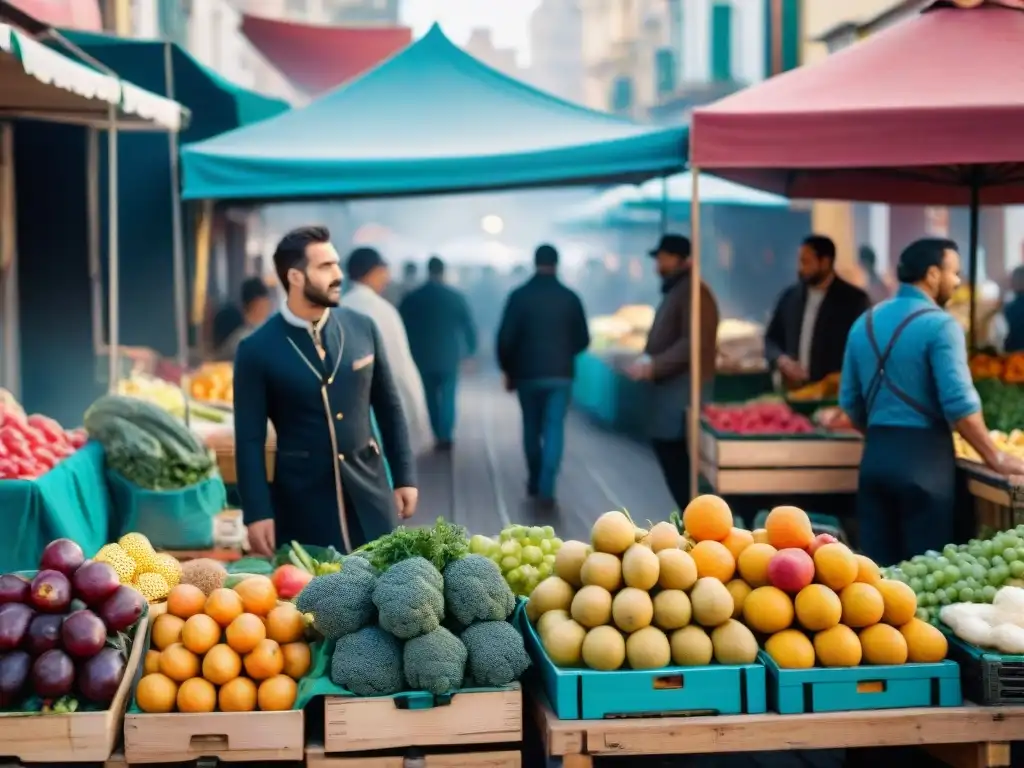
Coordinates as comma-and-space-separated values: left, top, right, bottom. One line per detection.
400, 281, 477, 376
233, 309, 415, 553
765, 277, 870, 382
496, 273, 590, 383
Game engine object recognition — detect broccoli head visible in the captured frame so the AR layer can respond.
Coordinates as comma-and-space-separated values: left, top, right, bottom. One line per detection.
296, 562, 378, 639
443, 555, 516, 626
373, 556, 445, 640
461, 621, 531, 688
331, 626, 404, 696
403, 627, 468, 695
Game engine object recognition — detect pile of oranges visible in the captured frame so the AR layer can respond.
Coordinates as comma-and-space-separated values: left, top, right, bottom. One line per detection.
136, 576, 311, 713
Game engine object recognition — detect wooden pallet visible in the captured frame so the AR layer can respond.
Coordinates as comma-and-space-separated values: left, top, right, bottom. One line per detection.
531, 689, 1024, 768
306, 745, 521, 768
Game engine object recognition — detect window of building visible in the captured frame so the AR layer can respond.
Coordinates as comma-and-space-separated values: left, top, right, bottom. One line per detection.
654, 48, 675, 97
710, 1, 733, 82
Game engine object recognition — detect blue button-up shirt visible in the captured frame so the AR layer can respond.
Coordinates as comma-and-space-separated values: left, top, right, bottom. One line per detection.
839, 284, 980, 429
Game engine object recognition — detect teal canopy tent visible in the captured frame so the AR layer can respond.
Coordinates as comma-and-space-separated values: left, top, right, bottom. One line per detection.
181, 24, 688, 202
626, 171, 790, 211
554, 185, 661, 230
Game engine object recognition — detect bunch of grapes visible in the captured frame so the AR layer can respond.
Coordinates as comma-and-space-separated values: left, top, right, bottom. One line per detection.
469, 524, 563, 597
884, 524, 1024, 622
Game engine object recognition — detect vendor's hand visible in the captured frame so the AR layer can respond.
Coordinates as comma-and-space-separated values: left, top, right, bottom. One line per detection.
778, 355, 809, 385
626, 358, 653, 381
995, 452, 1024, 477
394, 486, 419, 519
247, 519, 276, 557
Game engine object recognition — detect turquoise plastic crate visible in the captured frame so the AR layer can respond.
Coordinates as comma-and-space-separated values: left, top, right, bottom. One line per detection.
523, 615, 766, 720
944, 632, 1024, 705
759, 651, 962, 714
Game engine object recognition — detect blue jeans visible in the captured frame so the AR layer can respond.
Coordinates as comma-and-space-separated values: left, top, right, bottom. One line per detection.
517, 380, 572, 500
421, 372, 458, 443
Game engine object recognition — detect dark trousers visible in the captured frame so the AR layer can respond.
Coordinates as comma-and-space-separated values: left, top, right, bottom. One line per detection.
856, 426, 956, 566
421, 372, 458, 443
652, 438, 691, 511
517, 380, 572, 499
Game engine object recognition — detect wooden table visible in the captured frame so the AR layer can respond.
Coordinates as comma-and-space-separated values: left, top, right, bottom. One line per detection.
532, 692, 1024, 768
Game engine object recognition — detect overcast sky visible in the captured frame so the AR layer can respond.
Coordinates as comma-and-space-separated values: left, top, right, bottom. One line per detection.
400, 0, 541, 63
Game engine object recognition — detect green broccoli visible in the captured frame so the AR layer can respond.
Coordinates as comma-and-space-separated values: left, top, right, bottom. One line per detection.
296, 562, 378, 639
442, 555, 516, 626
373, 556, 445, 639
403, 627, 468, 695
331, 626, 405, 696
461, 621, 531, 687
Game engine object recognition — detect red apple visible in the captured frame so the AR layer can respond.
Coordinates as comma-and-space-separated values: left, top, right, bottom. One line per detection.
271, 565, 313, 600
767, 548, 815, 594
808, 533, 839, 556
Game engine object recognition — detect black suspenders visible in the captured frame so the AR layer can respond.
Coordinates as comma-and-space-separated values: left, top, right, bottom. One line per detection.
863, 307, 942, 420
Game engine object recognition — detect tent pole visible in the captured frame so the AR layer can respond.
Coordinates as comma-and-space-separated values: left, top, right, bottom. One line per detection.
107, 104, 120, 392
967, 176, 980, 351
660, 173, 669, 233
0, 122, 19, 397
688, 167, 702, 502
87, 127, 104, 356
164, 42, 189, 372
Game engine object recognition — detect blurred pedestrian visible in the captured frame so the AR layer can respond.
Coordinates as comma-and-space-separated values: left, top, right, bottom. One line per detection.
625, 234, 718, 511
384, 260, 419, 307
344, 248, 433, 456
214, 277, 273, 361
400, 256, 478, 450
860, 245, 891, 305
988, 266, 1024, 353
497, 245, 590, 507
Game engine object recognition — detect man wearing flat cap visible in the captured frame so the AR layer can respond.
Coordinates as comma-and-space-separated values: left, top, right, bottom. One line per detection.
626, 234, 719, 510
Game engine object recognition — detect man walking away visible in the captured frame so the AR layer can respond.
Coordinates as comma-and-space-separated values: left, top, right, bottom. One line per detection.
214, 277, 273, 361
400, 257, 477, 450
626, 234, 719, 511
384, 260, 419, 307
497, 245, 590, 507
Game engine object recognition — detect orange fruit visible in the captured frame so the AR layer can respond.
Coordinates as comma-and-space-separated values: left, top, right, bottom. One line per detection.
202, 643, 242, 685
233, 576, 278, 617
244, 639, 284, 680
181, 613, 222, 655
813, 543, 859, 591
266, 605, 306, 644
854, 554, 882, 585
219, 677, 258, 712
737, 543, 777, 587
839, 583, 885, 628
143, 649, 161, 675
205, 588, 244, 628
860, 624, 908, 665
721, 528, 754, 560
281, 642, 312, 680
682, 495, 733, 542
751, 528, 770, 544
794, 584, 842, 631
167, 584, 207, 619
136, 673, 178, 713
177, 677, 217, 713
158, 643, 200, 683
765, 506, 814, 550
814, 624, 862, 667
742, 586, 794, 634
900, 618, 948, 663
690, 540, 736, 581
151, 614, 185, 651
876, 580, 918, 626
257, 674, 298, 711
226, 613, 267, 654
764, 629, 815, 669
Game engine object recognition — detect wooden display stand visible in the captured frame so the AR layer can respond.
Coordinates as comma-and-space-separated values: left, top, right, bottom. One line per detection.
531, 692, 1024, 768
696, 421, 862, 495
958, 460, 1024, 534
215, 438, 276, 485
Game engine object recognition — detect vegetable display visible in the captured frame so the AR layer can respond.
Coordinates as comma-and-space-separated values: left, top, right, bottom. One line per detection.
941, 586, 1024, 654
84, 395, 217, 490
353, 517, 469, 573
117, 374, 226, 424
469, 524, 563, 597
0, 396, 87, 480
974, 378, 1024, 435
702, 402, 815, 435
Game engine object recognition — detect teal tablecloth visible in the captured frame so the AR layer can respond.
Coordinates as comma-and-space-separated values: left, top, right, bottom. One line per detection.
0, 441, 112, 571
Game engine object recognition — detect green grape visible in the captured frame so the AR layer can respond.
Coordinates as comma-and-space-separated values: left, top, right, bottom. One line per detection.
539, 539, 553, 555
943, 565, 961, 583
542, 526, 556, 538
550, 538, 563, 552
1005, 548, 1020, 562
529, 526, 546, 540
982, 585, 998, 602
470, 534, 495, 555
500, 540, 522, 557
915, 608, 930, 621
500, 529, 513, 542
500, 555, 520, 572
1010, 560, 1024, 578
543, 554, 556, 566
538, 562, 553, 579
511, 527, 528, 540
522, 545, 543, 565
958, 587, 974, 602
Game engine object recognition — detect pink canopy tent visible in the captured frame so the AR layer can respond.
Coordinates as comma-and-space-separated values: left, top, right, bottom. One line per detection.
682, 0, 1024, 496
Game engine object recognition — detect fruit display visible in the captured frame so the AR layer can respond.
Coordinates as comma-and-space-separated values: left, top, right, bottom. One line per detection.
973, 378, 1024, 435
588, 305, 654, 354
188, 363, 233, 406
469, 524, 563, 597
0, 539, 145, 712
702, 401, 815, 435
95, 532, 182, 604
298, 527, 530, 696
940, 586, 1024, 654
84, 395, 218, 491
0, 397, 88, 480
787, 373, 841, 402
955, 428, 1024, 463
117, 373, 226, 424
135, 578, 311, 713
884, 525, 1024, 620
969, 352, 1024, 384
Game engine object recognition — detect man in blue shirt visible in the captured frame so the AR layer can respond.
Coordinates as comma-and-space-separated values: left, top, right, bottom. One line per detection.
840, 238, 1024, 565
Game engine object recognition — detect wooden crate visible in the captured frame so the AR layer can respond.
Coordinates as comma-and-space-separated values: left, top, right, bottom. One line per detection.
0, 615, 148, 764
122, 709, 303, 764
324, 686, 522, 754
306, 745, 521, 768
959, 460, 1024, 534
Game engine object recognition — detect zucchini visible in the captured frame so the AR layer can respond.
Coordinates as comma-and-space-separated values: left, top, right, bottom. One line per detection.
227, 558, 274, 576
87, 395, 207, 455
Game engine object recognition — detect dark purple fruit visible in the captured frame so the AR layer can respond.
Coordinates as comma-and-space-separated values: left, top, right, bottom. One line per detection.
0, 650, 31, 707
29, 570, 71, 614
98, 586, 144, 632
71, 561, 120, 607
0, 575, 29, 605
26, 614, 63, 655
31, 649, 74, 699
39, 539, 85, 578
0, 603, 33, 651
61, 610, 105, 659
77, 647, 124, 706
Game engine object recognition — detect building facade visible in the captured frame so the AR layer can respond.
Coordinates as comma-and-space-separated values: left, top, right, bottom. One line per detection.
241, 0, 399, 25
528, 0, 585, 103
464, 27, 523, 80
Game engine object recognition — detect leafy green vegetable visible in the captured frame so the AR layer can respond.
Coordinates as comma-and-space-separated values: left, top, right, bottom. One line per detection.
372, 557, 444, 639
354, 517, 469, 573
330, 626, 404, 696
403, 627, 467, 694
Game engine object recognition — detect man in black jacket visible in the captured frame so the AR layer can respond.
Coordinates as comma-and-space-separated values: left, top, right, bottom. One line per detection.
497, 245, 590, 507
765, 235, 870, 387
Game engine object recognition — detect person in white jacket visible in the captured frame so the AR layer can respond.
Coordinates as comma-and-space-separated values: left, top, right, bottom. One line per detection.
343, 248, 433, 457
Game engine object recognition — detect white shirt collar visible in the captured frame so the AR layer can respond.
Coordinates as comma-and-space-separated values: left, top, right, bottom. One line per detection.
280, 300, 329, 331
